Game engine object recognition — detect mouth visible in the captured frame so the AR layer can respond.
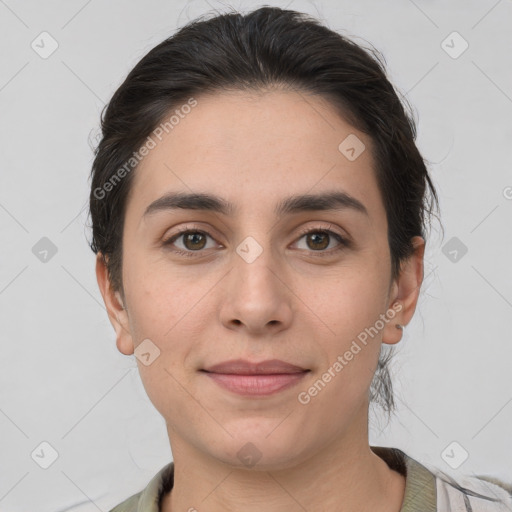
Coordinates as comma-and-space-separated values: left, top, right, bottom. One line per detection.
202, 358, 309, 375
200, 359, 310, 396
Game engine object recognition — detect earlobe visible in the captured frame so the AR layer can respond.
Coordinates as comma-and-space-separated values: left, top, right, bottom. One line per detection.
95, 253, 135, 356
382, 300, 406, 345
113, 313, 135, 355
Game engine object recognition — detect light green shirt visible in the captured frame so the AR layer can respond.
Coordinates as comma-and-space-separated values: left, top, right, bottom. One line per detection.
109, 446, 511, 511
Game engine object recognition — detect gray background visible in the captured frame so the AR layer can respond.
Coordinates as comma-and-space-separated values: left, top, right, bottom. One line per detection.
1, 0, 511, 510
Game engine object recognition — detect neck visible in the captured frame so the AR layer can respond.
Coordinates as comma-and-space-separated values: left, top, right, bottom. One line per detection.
161, 430, 405, 512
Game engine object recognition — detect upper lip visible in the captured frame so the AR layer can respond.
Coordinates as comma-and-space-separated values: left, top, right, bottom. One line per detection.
202, 359, 309, 375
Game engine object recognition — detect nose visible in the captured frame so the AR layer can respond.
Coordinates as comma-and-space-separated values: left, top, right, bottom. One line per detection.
218, 245, 293, 336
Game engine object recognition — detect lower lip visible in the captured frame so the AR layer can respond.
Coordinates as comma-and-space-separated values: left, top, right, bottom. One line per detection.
203, 371, 308, 396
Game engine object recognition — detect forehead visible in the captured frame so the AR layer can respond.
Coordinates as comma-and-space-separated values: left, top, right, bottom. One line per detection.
127, 89, 384, 222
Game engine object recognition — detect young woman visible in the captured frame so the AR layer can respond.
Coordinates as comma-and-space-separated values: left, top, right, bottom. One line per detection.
89, 6, 511, 512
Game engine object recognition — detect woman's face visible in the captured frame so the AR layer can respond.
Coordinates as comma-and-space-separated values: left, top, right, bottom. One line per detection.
97, 89, 423, 469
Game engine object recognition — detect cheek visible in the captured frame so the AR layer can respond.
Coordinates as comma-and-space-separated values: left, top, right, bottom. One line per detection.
126, 268, 213, 374
299, 278, 386, 402
123, 253, 194, 338
298, 268, 389, 401
306, 266, 387, 337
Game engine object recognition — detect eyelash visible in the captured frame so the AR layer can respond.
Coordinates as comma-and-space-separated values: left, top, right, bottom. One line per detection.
162, 224, 349, 259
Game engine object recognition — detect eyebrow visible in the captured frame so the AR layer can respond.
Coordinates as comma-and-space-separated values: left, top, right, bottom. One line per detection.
143, 190, 369, 218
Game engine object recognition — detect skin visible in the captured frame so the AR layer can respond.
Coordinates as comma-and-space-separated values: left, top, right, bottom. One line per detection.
96, 89, 425, 512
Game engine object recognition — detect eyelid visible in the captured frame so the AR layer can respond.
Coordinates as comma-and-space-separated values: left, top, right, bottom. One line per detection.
162, 224, 223, 253
162, 222, 349, 257
294, 222, 347, 241
292, 224, 349, 253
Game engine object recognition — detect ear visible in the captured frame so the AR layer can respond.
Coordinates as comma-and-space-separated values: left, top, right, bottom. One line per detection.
382, 236, 425, 345
95, 253, 134, 355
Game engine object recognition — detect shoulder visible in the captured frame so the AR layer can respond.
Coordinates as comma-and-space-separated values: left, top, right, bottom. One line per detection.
109, 492, 142, 512
432, 467, 512, 511
379, 447, 512, 512
108, 461, 174, 512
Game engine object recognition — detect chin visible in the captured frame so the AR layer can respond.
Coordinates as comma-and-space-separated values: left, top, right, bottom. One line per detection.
211, 429, 309, 472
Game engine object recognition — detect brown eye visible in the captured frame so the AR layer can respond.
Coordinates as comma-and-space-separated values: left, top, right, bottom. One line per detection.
305, 232, 330, 250
294, 227, 348, 255
182, 231, 207, 250
163, 229, 218, 257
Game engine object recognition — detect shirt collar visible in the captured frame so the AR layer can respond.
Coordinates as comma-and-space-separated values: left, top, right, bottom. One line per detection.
371, 446, 437, 512
136, 446, 437, 512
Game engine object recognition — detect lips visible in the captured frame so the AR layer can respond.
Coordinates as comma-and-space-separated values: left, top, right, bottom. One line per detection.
201, 359, 310, 396
201, 358, 309, 375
